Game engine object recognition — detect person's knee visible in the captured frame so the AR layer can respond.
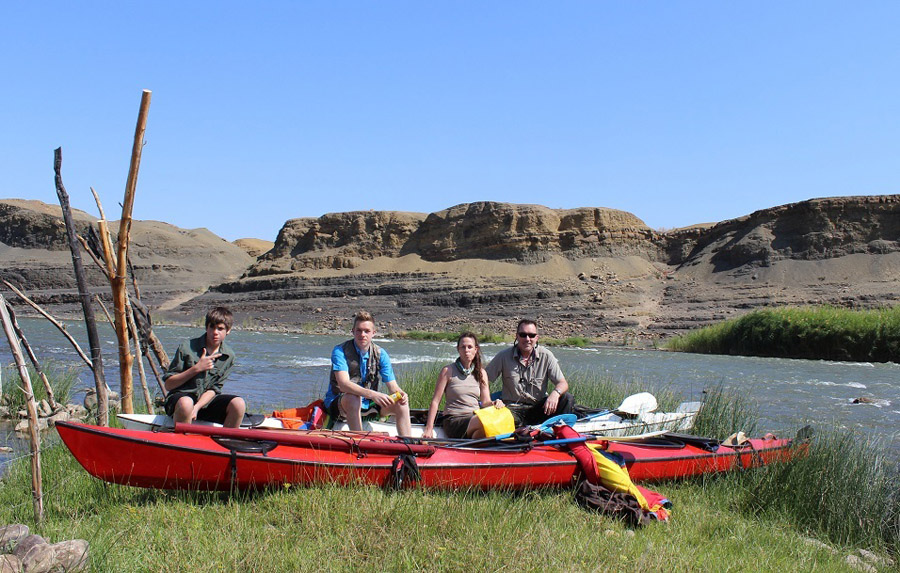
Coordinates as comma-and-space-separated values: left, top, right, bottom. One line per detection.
339, 394, 361, 416
174, 397, 193, 415
229, 397, 246, 415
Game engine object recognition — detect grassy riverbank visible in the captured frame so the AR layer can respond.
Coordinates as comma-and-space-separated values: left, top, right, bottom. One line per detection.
1, 367, 897, 571
666, 305, 900, 363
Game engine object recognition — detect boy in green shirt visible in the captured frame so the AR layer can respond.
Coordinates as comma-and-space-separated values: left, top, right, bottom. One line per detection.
163, 307, 246, 428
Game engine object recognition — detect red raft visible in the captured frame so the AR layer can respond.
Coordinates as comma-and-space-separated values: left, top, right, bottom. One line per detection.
55, 421, 803, 491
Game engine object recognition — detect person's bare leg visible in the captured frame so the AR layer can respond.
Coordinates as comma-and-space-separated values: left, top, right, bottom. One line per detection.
339, 394, 363, 431
172, 396, 194, 424
223, 397, 246, 428
465, 416, 486, 439
383, 401, 412, 437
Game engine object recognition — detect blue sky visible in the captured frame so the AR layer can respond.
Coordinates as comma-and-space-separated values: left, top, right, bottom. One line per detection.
3, 2, 898, 241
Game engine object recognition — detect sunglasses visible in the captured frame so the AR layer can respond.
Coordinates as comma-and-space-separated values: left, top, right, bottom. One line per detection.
517, 332, 538, 339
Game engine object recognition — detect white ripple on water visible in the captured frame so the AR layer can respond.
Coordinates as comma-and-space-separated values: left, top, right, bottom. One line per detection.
390, 354, 451, 364
823, 361, 875, 368
283, 354, 450, 368
285, 358, 332, 367
787, 378, 868, 389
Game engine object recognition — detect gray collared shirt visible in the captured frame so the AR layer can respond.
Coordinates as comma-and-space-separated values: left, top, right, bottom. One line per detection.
485, 344, 564, 405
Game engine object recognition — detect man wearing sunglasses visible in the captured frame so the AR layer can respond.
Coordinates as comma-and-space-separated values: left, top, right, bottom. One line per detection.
485, 319, 573, 427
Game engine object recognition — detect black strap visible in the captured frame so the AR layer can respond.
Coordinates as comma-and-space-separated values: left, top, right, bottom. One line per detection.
211, 437, 278, 491
387, 454, 421, 489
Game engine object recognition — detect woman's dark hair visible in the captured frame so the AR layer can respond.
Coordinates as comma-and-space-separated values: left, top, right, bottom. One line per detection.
457, 331, 485, 385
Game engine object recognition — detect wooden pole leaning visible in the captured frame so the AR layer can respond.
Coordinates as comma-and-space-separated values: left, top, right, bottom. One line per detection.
0, 293, 43, 524
112, 89, 152, 414
54, 147, 109, 426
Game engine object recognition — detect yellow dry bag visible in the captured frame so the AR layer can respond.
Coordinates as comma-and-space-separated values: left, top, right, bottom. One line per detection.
473, 405, 515, 437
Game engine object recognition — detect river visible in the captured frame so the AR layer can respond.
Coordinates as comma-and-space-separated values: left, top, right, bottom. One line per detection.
2, 318, 898, 469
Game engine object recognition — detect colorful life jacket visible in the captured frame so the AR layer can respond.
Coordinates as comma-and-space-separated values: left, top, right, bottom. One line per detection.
328, 340, 382, 398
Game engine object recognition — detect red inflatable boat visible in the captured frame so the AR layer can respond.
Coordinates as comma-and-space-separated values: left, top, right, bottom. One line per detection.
55, 421, 804, 491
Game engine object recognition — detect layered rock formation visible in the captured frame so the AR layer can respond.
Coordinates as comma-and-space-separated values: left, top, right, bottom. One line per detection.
3, 195, 898, 342
0, 199, 254, 309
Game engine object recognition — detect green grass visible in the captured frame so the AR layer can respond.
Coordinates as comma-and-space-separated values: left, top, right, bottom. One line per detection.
2, 363, 895, 570
0, 428, 895, 571
1, 362, 79, 412
666, 305, 900, 362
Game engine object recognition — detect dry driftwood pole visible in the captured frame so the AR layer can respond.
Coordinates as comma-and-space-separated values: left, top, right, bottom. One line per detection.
54, 147, 109, 426
110, 89, 152, 414
0, 293, 43, 524
4, 301, 59, 410
128, 256, 171, 370
126, 299, 154, 411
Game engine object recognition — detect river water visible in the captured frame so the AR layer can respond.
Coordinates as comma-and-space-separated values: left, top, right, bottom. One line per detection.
2, 318, 899, 468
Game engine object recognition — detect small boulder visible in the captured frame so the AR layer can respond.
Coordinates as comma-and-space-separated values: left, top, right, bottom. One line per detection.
0, 525, 29, 552
14, 419, 48, 433
0, 554, 22, 573
38, 401, 51, 418
0, 406, 9, 419
48, 539, 88, 572
65, 405, 88, 421
845, 554, 876, 573
46, 411, 70, 427
857, 548, 894, 568
12, 534, 54, 573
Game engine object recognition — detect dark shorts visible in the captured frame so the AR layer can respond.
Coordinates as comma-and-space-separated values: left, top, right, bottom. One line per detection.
441, 414, 473, 439
164, 392, 241, 425
507, 392, 574, 427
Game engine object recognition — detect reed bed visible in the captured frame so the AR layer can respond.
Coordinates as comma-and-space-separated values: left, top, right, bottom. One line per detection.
666, 305, 900, 363
1, 362, 79, 413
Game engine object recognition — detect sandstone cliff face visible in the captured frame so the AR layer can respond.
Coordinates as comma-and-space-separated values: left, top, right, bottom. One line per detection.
0, 199, 254, 307
253, 211, 426, 274
249, 202, 662, 276
0, 200, 95, 250
410, 202, 662, 262
674, 195, 900, 271
4, 195, 899, 341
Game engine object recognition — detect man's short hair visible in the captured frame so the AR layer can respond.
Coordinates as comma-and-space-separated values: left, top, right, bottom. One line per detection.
353, 310, 375, 329
206, 307, 234, 330
516, 319, 538, 332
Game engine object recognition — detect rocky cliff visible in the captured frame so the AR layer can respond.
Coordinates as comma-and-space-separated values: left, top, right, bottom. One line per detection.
3, 195, 898, 342
249, 202, 663, 277
0, 199, 254, 308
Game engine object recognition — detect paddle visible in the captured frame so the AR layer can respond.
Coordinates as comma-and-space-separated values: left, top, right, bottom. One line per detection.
455, 413, 577, 448
576, 392, 658, 422
494, 436, 588, 450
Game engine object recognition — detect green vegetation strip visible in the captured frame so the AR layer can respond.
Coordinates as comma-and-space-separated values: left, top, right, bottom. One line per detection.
666, 305, 900, 363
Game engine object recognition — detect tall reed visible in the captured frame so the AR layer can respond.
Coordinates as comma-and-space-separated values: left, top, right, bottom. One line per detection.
723, 428, 900, 554
1, 362, 79, 412
666, 305, 900, 363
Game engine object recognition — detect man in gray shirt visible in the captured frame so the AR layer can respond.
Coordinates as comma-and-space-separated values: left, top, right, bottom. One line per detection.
485, 319, 573, 426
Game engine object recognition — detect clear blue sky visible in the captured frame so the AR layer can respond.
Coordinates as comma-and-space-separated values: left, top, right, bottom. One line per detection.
3, 2, 898, 242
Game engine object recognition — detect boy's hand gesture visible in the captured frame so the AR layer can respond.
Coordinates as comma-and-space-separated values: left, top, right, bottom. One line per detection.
196, 348, 222, 372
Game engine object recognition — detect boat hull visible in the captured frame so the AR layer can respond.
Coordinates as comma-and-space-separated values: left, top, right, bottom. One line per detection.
56, 422, 799, 491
